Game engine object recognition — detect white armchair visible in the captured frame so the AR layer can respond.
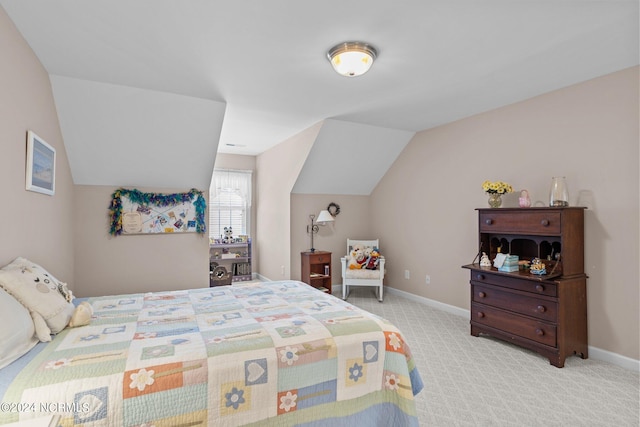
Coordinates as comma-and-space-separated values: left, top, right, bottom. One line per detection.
340, 239, 385, 302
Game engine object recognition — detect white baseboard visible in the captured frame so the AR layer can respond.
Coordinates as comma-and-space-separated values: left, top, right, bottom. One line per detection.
587, 346, 640, 371
345, 284, 639, 372
384, 286, 469, 318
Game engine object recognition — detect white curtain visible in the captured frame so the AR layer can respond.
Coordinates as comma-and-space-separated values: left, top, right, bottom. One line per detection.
210, 169, 252, 204
209, 169, 252, 239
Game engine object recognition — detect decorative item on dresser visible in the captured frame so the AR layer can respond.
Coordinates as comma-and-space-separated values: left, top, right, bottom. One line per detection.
518, 189, 531, 208
482, 180, 514, 208
549, 176, 569, 207
463, 207, 588, 368
301, 251, 331, 293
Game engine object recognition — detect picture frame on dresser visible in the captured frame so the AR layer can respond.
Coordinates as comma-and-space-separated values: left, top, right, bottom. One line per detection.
462, 207, 588, 368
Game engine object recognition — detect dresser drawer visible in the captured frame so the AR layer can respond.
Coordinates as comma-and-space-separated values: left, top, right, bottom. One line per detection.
472, 302, 557, 347
470, 270, 557, 297
472, 283, 557, 322
479, 210, 561, 235
308, 253, 330, 264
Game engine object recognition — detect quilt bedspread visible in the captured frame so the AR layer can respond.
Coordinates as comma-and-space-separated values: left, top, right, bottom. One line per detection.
1, 280, 423, 426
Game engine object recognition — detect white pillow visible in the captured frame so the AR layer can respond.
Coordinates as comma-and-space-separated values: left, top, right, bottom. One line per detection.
0, 287, 38, 369
0, 257, 75, 342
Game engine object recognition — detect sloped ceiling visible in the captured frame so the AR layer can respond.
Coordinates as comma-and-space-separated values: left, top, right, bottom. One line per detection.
292, 120, 414, 195
51, 76, 226, 189
2, 1, 638, 192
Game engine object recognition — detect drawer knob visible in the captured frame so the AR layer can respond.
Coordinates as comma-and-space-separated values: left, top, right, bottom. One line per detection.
537, 305, 546, 313
477, 312, 485, 318
535, 284, 545, 292
535, 328, 545, 336
485, 219, 494, 225
476, 274, 485, 281
478, 291, 486, 298
541, 219, 550, 226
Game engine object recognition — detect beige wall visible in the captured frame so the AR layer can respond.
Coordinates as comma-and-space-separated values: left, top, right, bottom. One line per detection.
370, 66, 639, 360
0, 9, 75, 287
255, 122, 321, 280
74, 149, 258, 298
290, 194, 371, 285
214, 153, 256, 171
73, 185, 209, 297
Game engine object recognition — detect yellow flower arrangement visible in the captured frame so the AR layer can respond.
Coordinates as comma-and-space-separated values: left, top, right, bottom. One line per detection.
482, 180, 514, 195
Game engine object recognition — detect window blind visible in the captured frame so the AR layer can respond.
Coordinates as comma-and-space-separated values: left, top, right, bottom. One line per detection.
209, 169, 252, 240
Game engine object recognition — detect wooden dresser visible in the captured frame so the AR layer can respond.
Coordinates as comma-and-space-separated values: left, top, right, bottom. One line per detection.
301, 251, 332, 293
463, 207, 588, 367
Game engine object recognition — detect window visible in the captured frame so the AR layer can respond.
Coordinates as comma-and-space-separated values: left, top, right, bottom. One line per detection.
209, 169, 252, 240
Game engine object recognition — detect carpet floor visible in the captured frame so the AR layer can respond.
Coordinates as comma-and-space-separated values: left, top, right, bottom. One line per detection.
341, 287, 639, 426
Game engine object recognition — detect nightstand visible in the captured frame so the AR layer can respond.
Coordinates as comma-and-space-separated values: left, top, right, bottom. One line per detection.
301, 251, 331, 293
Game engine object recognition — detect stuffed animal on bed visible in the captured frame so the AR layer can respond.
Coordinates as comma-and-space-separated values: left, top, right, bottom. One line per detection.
347, 245, 367, 269
68, 301, 93, 328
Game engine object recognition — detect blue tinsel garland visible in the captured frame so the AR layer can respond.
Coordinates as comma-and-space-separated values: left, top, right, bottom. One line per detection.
109, 188, 206, 235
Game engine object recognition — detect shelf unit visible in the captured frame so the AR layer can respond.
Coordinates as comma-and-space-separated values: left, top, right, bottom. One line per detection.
209, 239, 252, 286
463, 207, 587, 368
301, 251, 331, 293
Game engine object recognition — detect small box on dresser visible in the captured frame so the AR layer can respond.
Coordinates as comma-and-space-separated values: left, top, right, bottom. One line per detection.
463, 207, 588, 368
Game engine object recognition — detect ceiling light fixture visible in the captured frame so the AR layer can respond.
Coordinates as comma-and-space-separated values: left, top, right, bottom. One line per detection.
327, 41, 377, 77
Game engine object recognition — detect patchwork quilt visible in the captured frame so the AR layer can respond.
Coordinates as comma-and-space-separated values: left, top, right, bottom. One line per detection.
1, 281, 423, 426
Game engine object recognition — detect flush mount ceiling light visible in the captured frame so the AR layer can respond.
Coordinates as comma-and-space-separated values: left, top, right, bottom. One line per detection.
327, 41, 377, 77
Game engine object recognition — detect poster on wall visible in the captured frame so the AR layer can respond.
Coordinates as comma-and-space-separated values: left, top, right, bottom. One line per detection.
109, 188, 206, 236
25, 130, 56, 196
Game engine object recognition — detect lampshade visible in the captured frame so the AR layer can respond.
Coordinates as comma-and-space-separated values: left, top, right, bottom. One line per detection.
327, 42, 377, 77
316, 210, 334, 224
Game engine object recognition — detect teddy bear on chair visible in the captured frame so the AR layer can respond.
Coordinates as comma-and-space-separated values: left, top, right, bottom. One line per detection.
365, 248, 381, 270
347, 245, 367, 269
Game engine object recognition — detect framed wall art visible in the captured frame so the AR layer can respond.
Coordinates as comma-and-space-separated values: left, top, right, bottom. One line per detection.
109, 188, 207, 236
25, 130, 56, 196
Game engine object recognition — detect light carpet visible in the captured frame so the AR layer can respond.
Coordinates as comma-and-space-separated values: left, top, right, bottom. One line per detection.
341, 287, 639, 427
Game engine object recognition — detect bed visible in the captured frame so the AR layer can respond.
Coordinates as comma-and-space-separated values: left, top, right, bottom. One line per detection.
0, 272, 423, 426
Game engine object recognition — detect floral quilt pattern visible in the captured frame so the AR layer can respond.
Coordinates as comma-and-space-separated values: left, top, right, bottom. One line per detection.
2, 281, 423, 426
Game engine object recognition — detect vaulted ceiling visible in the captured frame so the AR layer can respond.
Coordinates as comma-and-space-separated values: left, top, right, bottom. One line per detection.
2, 1, 637, 192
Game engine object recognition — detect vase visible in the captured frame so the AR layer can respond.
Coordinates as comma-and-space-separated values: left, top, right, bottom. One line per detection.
519, 189, 531, 208
488, 193, 502, 208
549, 176, 569, 207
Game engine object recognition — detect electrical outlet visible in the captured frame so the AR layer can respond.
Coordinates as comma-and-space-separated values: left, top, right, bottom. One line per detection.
404, 270, 410, 279
281, 265, 285, 276
425, 275, 431, 284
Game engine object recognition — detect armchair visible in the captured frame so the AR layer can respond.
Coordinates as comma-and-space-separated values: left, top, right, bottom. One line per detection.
340, 239, 385, 302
